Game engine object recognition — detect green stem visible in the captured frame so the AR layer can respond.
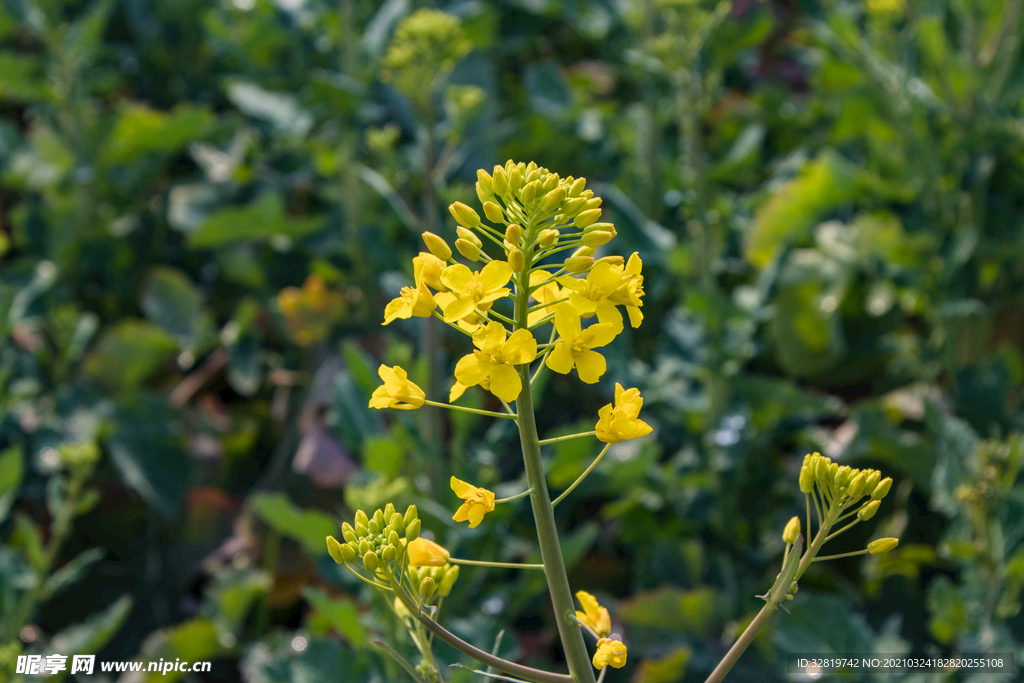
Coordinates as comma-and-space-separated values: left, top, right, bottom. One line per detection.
551, 444, 611, 508
813, 549, 870, 562
424, 400, 517, 420
703, 602, 773, 683
539, 431, 596, 446
449, 558, 545, 570
494, 488, 535, 504
514, 260, 597, 683
389, 576, 572, 683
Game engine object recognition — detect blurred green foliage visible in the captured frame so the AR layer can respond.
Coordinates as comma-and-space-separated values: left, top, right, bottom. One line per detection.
1, 0, 1023, 681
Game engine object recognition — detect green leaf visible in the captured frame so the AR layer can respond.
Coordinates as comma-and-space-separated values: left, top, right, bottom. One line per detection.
43, 547, 105, 599
138, 619, 228, 683
82, 320, 177, 393
48, 595, 133, 681
926, 576, 967, 644
620, 586, 722, 639
207, 569, 271, 635
0, 53, 46, 102
250, 493, 338, 556
140, 266, 204, 345
771, 592, 873, 655
361, 433, 403, 480
188, 193, 324, 248
632, 645, 691, 683
0, 446, 24, 523
227, 82, 313, 137
303, 588, 368, 648
341, 341, 379, 399
103, 103, 212, 165
12, 513, 45, 570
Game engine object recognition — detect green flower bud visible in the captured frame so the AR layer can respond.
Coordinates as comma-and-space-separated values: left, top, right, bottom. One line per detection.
476, 182, 491, 205
384, 502, 396, 519
327, 536, 346, 564
492, 166, 508, 195
363, 550, 379, 571
508, 247, 525, 272
783, 516, 801, 544
341, 542, 357, 564
582, 230, 613, 247
568, 177, 586, 197
564, 255, 594, 273
836, 466, 852, 488
864, 470, 881, 491
505, 224, 522, 245
867, 538, 899, 555
389, 530, 400, 547
509, 167, 523, 193
450, 201, 481, 228
390, 512, 405, 533
540, 187, 566, 213
483, 201, 504, 223
583, 197, 602, 210
355, 522, 369, 538
799, 465, 815, 493
456, 226, 482, 248
404, 505, 418, 527
477, 169, 494, 196
354, 510, 369, 528
341, 522, 358, 544
383, 544, 397, 563
455, 239, 481, 261
814, 457, 831, 482
368, 519, 380, 535
561, 197, 588, 217
438, 563, 460, 596
405, 518, 421, 542
358, 538, 370, 556
828, 462, 839, 484
538, 229, 558, 247
541, 173, 559, 193
373, 509, 386, 528
419, 576, 436, 600
422, 232, 452, 260
857, 499, 881, 521
871, 477, 892, 500
848, 472, 868, 499
521, 180, 540, 206
574, 208, 602, 229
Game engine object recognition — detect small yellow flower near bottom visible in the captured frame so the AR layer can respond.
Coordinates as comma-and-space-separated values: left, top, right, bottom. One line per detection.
595, 383, 653, 443
575, 590, 611, 637
408, 538, 451, 567
450, 476, 495, 528
369, 365, 425, 410
592, 638, 627, 669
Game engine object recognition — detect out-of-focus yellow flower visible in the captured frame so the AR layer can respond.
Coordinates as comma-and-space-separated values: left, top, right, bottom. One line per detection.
278, 274, 345, 346
558, 261, 624, 332
592, 638, 627, 669
454, 322, 537, 402
450, 476, 495, 528
528, 270, 564, 326
596, 383, 653, 443
439, 262, 513, 323
607, 253, 645, 328
369, 365, 425, 410
383, 284, 437, 324
575, 590, 611, 637
413, 252, 448, 291
408, 538, 451, 567
545, 304, 617, 384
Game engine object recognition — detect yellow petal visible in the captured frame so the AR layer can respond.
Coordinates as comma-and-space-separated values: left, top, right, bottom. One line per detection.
479, 260, 513, 292
545, 342, 575, 375
440, 264, 474, 292
568, 291, 598, 315
450, 476, 477, 499
408, 538, 450, 567
450, 381, 469, 402
574, 350, 606, 384
454, 352, 491, 387
502, 329, 538, 364
474, 321, 507, 351
595, 300, 624, 332
554, 303, 582, 340
624, 252, 642, 276
582, 322, 617, 348
488, 362, 522, 402
442, 296, 475, 323
588, 262, 621, 293
453, 500, 473, 523
383, 295, 411, 325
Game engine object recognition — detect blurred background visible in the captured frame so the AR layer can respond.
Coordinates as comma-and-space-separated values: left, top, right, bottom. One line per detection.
1, 0, 1023, 681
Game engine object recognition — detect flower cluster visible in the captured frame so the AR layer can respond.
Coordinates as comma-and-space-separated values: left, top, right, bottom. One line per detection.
799, 452, 892, 522
326, 503, 420, 582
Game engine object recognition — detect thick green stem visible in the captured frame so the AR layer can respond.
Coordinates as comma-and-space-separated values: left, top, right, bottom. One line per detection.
703, 603, 773, 683
514, 263, 597, 683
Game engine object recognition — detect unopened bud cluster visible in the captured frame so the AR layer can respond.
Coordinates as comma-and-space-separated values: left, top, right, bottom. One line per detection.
327, 503, 420, 577
800, 452, 891, 521
409, 563, 460, 601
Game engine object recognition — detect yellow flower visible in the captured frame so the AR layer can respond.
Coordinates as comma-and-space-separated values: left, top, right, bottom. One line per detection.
545, 304, 617, 384
592, 638, 627, 670
383, 284, 437, 324
277, 274, 346, 346
413, 252, 448, 291
596, 383, 653, 443
454, 322, 537, 402
575, 591, 611, 637
450, 375, 491, 402
450, 476, 495, 528
558, 261, 625, 332
369, 365, 426, 410
528, 270, 564, 327
607, 253, 644, 328
438, 261, 513, 323
408, 538, 451, 567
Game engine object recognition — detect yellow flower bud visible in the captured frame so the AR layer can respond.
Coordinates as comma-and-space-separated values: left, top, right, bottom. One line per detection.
476, 182, 491, 205
477, 169, 494, 196
363, 550, 379, 571
857, 499, 881, 521
358, 538, 370, 556
868, 538, 899, 555
522, 180, 542, 206
390, 512, 405, 533
836, 466, 852, 488
405, 518, 422, 542
327, 536, 346, 564
848, 472, 867, 499
508, 247, 525, 272
368, 519, 380, 535
419, 576, 436, 599
540, 187, 566, 213
568, 176, 586, 197
404, 505, 418, 527
422, 232, 451, 260
561, 196, 587, 217
355, 522, 369, 538
538, 229, 558, 247
341, 543, 357, 564
341, 522, 358, 544
814, 456, 830, 481
449, 201, 481, 228
828, 462, 839, 484
483, 201, 504, 223
565, 255, 594, 272
799, 465, 815, 493
492, 166, 508, 195
783, 516, 801, 544
864, 470, 881, 491
438, 564, 460, 596
373, 508, 386, 528
505, 224, 522, 245
509, 167, 523, 193
455, 239, 481, 261
456, 226, 482, 248
871, 477, 893, 500
594, 255, 624, 268
574, 208, 602, 228
354, 510, 369, 528
384, 503, 396, 520
583, 197, 602, 210
542, 173, 559, 193
582, 230, 613, 247
383, 545, 397, 563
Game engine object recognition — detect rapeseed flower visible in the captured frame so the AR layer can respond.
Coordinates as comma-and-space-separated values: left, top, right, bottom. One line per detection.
383, 284, 437, 324
575, 590, 611, 637
595, 383, 653, 443
558, 262, 624, 332
545, 304, 617, 384
439, 262, 513, 323
450, 476, 495, 528
408, 538, 451, 567
369, 365, 425, 410
607, 253, 645, 328
413, 252, 447, 292
454, 322, 537, 402
592, 638, 627, 669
